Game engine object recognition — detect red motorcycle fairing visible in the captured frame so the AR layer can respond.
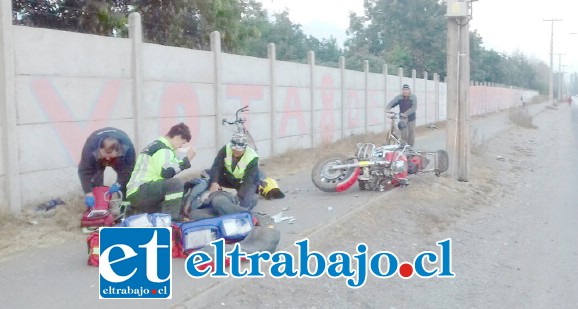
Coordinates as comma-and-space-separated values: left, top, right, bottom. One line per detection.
407, 154, 422, 174
385, 151, 408, 182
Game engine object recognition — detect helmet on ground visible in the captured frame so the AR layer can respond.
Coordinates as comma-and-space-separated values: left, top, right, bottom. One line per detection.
259, 177, 285, 200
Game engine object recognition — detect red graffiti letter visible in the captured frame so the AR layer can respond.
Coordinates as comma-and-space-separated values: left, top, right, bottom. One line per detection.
368, 90, 380, 126
32, 79, 121, 165
158, 84, 200, 145
347, 90, 361, 129
320, 75, 335, 143
226, 85, 264, 130
279, 88, 307, 137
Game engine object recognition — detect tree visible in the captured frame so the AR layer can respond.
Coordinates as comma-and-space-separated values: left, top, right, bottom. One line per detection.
13, 0, 129, 36
308, 36, 342, 67
344, 0, 447, 74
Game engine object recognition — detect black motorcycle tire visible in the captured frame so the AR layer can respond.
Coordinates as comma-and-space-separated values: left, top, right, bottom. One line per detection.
435, 150, 449, 174
311, 154, 357, 192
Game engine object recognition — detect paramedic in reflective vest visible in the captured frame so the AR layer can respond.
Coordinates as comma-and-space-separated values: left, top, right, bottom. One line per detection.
126, 123, 196, 219
78, 127, 136, 207
385, 84, 417, 146
209, 133, 259, 210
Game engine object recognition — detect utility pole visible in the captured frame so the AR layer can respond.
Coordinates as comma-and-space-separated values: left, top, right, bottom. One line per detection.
560, 64, 568, 100
446, 0, 473, 182
555, 54, 564, 102
543, 19, 562, 106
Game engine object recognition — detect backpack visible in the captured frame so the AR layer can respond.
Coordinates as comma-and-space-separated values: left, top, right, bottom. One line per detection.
86, 231, 100, 267
120, 213, 172, 227
178, 211, 254, 254
81, 186, 115, 230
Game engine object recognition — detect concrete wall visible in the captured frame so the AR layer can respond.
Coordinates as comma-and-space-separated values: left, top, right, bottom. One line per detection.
0, 18, 539, 213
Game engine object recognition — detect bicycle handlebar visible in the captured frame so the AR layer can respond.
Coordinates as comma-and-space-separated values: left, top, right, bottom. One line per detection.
222, 105, 250, 126
385, 111, 407, 119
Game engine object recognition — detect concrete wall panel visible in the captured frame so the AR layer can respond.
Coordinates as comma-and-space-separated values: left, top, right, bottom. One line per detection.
16, 76, 133, 124
19, 167, 80, 206
142, 81, 215, 118
345, 71, 365, 90
222, 84, 270, 114
367, 73, 384, 91
222, 54, 269, 84
142, 44, 214, 83
314, 67, 341, 88
14, 26, 131, 78
275, 135, 312, 154
18, 120, 135, 173
0, 125, 3, 176
276, 61, 311, 87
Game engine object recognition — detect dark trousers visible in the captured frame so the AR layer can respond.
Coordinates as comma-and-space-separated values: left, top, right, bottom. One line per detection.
401, 120, 416, 146
216, 177, 259, 210
127, 178, 184, 220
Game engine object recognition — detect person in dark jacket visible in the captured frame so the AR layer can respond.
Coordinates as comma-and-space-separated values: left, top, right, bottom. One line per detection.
78, 127, 136, 207
209, 133, 259, 210
385, 84, 418, 146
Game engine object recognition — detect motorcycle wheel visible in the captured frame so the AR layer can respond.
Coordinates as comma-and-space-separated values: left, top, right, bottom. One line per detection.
435, 150, 449, 174
311, 154, 358, 192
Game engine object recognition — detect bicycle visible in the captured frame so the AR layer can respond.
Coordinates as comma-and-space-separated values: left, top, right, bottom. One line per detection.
221, 105, 258, 151
384, 111, 408, 146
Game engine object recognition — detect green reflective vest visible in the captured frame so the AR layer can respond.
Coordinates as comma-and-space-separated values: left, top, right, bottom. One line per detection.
126, 136, 181, 197
224, 144, 258, 180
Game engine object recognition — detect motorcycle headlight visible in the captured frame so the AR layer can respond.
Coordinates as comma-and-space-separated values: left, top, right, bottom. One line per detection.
392, 160, 406, 174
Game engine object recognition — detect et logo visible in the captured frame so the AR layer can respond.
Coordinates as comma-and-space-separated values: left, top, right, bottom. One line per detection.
99, 227, 172, 299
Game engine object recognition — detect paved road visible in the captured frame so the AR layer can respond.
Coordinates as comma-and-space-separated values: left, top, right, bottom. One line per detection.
0, 102, 548, 308
186, 101, 578, 308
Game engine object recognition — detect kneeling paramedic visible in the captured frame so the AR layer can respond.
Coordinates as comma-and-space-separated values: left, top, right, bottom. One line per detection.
78, 127, 136, 207
209, 133, 260, 210
126, 123, 196, 219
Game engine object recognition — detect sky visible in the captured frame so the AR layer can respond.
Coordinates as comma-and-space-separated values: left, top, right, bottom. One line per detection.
259, 0, 578, 74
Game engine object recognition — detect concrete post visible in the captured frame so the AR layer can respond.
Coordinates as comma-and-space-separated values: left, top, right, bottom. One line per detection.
339, 56, 346, 139
0, 0, 21, 214
424, 71, 428, 124
398, 67, 403, 91
446, 18, 459, 179
268, 43, 277, 156
129, 13, 145, 152
383, 64, 388, 131
412, 69, 417, 92
434, 73, 440, 123
211, 31, 223, 150
364, 60, 369, 134
308, 51, 315, 148
457, 19, 471, 181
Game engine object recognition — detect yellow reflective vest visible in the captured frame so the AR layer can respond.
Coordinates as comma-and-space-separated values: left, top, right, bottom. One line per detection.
224, 144, 258, 180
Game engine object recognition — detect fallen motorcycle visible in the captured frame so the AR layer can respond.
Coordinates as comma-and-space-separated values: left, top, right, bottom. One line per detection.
311, 112, 449, 192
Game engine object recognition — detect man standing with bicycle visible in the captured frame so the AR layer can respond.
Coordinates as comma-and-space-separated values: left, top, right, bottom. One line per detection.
386, 84, 418, 146
208, 132, 260, 210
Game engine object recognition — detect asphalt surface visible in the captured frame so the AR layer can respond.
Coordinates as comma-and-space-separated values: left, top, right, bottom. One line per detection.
0, 102, 552, 308
186, 101, 578, 308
